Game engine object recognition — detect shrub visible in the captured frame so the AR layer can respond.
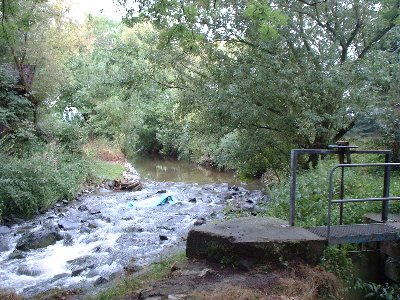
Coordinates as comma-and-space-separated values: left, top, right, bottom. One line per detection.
264, 157, 400, 227
0, 142, 89, 220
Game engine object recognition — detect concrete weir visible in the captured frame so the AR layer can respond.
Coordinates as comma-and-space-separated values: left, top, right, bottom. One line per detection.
186, 217, 325, 265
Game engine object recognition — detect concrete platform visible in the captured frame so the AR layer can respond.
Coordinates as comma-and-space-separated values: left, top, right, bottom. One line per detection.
186, 217, 325, 265
364, 213, 400, 229
309, 223, 400, 244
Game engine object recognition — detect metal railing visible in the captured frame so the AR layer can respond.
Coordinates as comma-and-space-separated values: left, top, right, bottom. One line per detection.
290, 147, 392, 226
326, 163, 400, 244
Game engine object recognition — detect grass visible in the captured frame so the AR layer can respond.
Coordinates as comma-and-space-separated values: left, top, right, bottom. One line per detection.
88, 160, 126, 183
91, 251, 186, 300
83, 138, 128, 184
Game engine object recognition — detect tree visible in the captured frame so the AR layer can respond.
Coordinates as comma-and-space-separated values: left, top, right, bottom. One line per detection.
0, 0, 73, 133
116, 0, 399, 172
58, 17, 182, 156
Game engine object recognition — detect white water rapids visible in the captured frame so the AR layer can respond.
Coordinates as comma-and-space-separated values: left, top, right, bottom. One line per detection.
0, 180, 264, 297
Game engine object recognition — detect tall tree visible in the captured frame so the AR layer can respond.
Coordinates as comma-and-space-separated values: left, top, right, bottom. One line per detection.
116, 0, 399, 171
0, 0, 72, 132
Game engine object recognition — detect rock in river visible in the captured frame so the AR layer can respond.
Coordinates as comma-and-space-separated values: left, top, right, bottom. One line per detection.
16, 230, 63, 251
58, 219, 81, 230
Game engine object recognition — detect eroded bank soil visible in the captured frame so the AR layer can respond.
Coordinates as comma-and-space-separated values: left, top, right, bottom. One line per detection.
115, 259, 342, 300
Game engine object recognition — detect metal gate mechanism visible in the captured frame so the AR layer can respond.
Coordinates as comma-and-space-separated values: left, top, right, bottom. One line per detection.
290, 141, 400, 244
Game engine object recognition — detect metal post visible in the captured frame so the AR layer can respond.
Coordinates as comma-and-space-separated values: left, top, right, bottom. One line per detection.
327, 167, 336, 245
382, 152, 392, 222
337, 141, 350, 225
290, 150, 297, 226
339, 165, 345, 225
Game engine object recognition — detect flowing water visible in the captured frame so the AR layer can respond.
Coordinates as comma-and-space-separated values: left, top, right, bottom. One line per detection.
0, 159, 264, 297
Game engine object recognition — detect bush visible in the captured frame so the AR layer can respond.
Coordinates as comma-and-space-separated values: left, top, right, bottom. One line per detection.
39, 111, 88, 153
264, 157, 400, 227
0, 143, 89, 220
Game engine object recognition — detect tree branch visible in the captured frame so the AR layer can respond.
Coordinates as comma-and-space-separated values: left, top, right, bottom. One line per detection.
358, 0, 399, 59
333, 119, 356, 141
150, 76, 186, 90
251, 123, 281, 132
298, 0, 327, 6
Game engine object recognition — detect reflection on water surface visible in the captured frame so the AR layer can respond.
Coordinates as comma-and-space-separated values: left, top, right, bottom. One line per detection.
130, 156, 262, 189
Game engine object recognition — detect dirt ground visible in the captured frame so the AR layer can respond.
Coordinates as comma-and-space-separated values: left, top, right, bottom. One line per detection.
0, 258, 343, 300
117, 259, 342, 300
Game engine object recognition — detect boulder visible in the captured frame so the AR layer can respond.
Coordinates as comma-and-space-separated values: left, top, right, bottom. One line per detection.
58, 219, 81, 230
16, 230, 63, 251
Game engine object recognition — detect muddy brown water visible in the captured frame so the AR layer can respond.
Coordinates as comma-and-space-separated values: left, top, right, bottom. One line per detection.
130, 156, 262, 189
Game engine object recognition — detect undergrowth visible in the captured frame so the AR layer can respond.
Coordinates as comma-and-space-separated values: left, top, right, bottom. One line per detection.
0, 142, 89, 220
92, 252, 186, 300
263, 155, 400, 227
0, 138, 128, 221
321, 246, 400, 299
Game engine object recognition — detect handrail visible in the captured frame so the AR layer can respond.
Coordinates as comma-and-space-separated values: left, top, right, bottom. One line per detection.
327, 163, 400, 244
290, 149, 392, 226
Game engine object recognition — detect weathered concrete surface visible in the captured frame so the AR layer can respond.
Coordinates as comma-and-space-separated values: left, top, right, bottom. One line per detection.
364, 213, 400, 232
186, 217, 325, 265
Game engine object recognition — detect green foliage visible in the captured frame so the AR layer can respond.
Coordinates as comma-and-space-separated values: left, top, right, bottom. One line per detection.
91, 251, 186, 300
244, 0, 287, 39
321, 246, 400, 299
0, 65, 36, 152
355, 280, 400, 299
0, 143, 88, 219
321, 246, 355, 283
88, 160, 125, 183
115, 0, 400, 175
264, 157, 400, 227
38, 110, 88, 153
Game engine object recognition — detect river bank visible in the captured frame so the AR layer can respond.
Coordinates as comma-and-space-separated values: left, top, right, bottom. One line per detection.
0, 158, 265, 298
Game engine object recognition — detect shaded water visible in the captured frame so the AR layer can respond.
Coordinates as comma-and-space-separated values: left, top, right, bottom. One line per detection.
0, 159, 265, 297
131, 156, 262, 189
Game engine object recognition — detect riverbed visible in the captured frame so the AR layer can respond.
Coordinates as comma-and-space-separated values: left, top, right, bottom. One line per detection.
0, 159, 264, 297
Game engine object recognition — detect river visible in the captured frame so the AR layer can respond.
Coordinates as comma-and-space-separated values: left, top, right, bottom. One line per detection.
130, 156, 262, 189
0, 158, 264, 298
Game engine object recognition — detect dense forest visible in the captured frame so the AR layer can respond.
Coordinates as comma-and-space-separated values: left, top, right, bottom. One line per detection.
0, 0, 399, 220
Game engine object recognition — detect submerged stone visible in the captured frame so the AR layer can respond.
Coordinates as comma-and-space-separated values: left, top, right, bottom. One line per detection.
0, 226, 11, 234
94, 276, 108, 286
0, 237, 10, 252
17, 265, 42, 277
9, 249, 25, 260
58, 219, 81, 230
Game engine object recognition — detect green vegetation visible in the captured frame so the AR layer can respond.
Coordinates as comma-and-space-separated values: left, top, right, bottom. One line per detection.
91, 252, 186, 300
264, 156, 400, 227
0, 0, 398, 298
0, 142, 89, 219
88, 160, 125, 183
321, 246, 400, 299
